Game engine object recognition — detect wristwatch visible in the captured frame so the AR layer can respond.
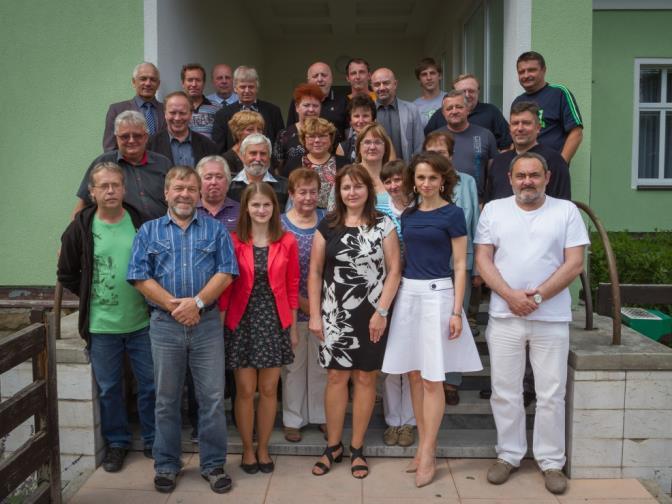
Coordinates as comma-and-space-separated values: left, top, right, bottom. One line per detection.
533, 293, 543, 305
375, 305, 389, 317
194, 295, 205, 310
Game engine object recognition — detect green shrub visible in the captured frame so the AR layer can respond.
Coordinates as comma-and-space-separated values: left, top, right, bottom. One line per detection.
589, 230, 672, 315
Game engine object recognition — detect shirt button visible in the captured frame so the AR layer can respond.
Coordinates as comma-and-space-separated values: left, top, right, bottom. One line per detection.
431, 283, 436, 290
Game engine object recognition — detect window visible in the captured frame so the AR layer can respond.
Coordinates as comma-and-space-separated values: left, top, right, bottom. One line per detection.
632, 59, 672, 188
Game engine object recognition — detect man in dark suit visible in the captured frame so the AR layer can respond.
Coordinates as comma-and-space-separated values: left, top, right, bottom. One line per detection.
148, 91, 217, 167
211, 66, 284, 154
103, 63, 166, 151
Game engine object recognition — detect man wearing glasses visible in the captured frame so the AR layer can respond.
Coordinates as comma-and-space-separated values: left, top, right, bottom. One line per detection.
73, 110, 172, 222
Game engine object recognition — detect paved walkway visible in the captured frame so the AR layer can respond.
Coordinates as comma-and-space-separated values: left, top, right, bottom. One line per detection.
69, 452, 659, 503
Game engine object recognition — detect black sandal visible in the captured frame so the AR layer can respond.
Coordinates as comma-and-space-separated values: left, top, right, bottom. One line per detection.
312, 442, 343, 476
349, 445, 369, 479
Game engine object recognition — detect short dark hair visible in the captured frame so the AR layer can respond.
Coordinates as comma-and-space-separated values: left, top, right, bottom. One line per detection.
517, 51, 546, 69
381, 160, 406, 182
346, 94, 377, 120
346, 57, 370, 74
423, 130, 455, 157
509, 151, 549, 173
510, 101, 540, 122
442, 89, 467, 106
414, 57, 442, 80
180, 63, 206, 82
288, 168, 321, 193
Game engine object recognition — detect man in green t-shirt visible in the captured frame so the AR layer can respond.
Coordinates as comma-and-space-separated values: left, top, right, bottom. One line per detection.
58, 162, 156, 473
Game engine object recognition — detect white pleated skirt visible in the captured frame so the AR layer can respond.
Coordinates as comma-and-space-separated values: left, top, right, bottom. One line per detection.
382, 277, 483, 382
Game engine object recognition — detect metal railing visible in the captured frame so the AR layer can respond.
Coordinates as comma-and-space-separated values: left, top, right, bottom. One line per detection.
573, 201, 621, 345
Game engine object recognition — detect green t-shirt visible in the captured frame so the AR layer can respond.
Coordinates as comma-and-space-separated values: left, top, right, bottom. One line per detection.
89, 211, 149, 334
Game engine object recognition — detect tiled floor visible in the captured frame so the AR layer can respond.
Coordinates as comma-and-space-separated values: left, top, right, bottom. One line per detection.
70, 453, 659, 504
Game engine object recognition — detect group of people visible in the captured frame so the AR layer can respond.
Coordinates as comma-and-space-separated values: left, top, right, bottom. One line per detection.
57, 50, 588, 496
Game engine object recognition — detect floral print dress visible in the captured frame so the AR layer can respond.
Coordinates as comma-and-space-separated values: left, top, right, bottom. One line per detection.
316, 214, 395, 371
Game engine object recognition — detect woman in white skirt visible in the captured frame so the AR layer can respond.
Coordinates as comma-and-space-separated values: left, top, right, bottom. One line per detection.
382, 152, 482, 487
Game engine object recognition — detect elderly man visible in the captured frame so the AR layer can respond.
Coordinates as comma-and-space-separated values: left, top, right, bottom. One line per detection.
227, 133, 289, 208
206, 64, 238, 107
424, 74, 511, 149
181, 63, 221, 140
128, 166, 238, 494
196, 155, 240, 233
286, 62, 348, 137
103, 62, 166, 151
59, 162, 155, 473
371, 67, 424, 162
486, 101, 571, 203
148, 91, 217, 167
475, 152, 589, 495
440, 90, 498, 198
512, 52, 583, 163
75, 110, 172, 222
212, 66, 284, 153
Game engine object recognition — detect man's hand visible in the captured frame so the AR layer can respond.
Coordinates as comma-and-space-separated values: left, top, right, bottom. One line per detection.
505, 289, 538, 317
170, 298, 201, 326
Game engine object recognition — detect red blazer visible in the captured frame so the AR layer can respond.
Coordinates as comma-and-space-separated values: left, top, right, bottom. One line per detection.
219, 231, 300, 331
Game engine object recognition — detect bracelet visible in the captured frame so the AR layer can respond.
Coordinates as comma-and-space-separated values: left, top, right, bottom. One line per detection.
451, 312, 461, 318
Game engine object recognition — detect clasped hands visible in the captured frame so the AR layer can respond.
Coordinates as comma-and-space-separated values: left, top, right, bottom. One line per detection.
506, 288, 541, 317
168, 297, 200, 326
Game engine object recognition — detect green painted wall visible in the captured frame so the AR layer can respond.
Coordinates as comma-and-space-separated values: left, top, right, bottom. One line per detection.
531, 0, 593, 208
0, 1, 143, 285
592, 10, 672, 231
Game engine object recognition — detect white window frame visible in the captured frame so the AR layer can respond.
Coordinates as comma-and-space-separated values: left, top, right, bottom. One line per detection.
631, 58, 672, 188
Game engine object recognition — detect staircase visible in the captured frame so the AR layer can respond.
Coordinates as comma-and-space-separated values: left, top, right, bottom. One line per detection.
131, 309, 535, 459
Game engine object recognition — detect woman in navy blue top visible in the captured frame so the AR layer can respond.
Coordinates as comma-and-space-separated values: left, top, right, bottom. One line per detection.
382, 152, 482, 487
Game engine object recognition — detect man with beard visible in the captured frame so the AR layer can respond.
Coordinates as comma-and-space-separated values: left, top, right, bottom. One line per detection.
226, 133, 289, 208
475, 152, 588, 495
148, 91, 217, 167
128, 166, 238, 494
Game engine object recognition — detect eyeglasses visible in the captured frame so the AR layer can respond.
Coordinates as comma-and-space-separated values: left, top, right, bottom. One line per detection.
116, 132, 146, 142
362, 139, 384, 147
92, 183, 123, 191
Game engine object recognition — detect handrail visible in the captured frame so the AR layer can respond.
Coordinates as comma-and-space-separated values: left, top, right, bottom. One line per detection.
573, 201, 621, 345
53, 282, 63, 340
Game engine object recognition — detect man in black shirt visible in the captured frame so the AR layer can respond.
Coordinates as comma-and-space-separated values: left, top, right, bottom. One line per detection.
286, 62, 347, 138
424, 74, 511, 150
486, 101, 571, 203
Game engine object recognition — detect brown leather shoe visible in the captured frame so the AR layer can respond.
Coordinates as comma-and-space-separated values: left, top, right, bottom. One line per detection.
397, 425, 416, 447
283, 426, 301, 442
444, 387, 460, 406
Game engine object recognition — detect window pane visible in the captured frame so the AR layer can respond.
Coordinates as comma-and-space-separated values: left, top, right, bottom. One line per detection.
665, 112, 672, 178
639, 111, 659, 178
640, 68, 661, 102
668, 70, 672, 103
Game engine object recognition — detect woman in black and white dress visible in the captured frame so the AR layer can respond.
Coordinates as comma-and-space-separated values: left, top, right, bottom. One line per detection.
308, 164, 401, 479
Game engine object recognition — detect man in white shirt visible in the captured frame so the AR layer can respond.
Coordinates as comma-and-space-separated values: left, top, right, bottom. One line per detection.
475, 152, 589, 495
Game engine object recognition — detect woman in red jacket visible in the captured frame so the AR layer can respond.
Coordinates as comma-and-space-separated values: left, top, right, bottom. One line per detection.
219, 182, 299, 474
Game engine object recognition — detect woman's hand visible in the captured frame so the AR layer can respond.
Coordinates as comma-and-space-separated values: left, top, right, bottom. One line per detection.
309, 315, 324, 341
369, 312, 387, 343
449, 313, 462, 340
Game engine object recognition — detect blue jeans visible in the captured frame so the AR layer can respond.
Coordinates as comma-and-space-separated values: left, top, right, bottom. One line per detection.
150, 309, 227, 474
89, 326, 155, 449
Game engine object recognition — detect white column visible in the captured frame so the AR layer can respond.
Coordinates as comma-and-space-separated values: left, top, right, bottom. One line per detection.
502, 0, 532, 115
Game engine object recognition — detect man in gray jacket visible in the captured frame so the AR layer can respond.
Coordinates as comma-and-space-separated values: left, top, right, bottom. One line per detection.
371, 67, 424, 162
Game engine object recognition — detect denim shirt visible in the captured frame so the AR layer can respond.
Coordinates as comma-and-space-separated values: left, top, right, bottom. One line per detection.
127, 211, 238, 303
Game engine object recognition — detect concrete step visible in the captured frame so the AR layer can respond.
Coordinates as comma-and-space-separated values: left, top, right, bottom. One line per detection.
133, 426, 533, 459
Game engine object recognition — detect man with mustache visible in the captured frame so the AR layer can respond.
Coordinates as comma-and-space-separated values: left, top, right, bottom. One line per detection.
226, 133, 289, 208
475, 152, 589, 495
128, 166, 238, 494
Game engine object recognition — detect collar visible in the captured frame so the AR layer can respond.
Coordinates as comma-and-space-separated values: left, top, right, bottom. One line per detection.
133, 95, 158, 108
117, 150, 149, 166
163, 209, 201, 227
239, 101, 259, 111
197, 197, 236, 213
376, 97, 398, 110
232, 169, 277, 183
168, 129, 192, 144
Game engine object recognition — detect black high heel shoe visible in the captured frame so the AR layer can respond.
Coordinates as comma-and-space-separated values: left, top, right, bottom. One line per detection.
349, 445, 369, 479
312, 442, 344, 476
